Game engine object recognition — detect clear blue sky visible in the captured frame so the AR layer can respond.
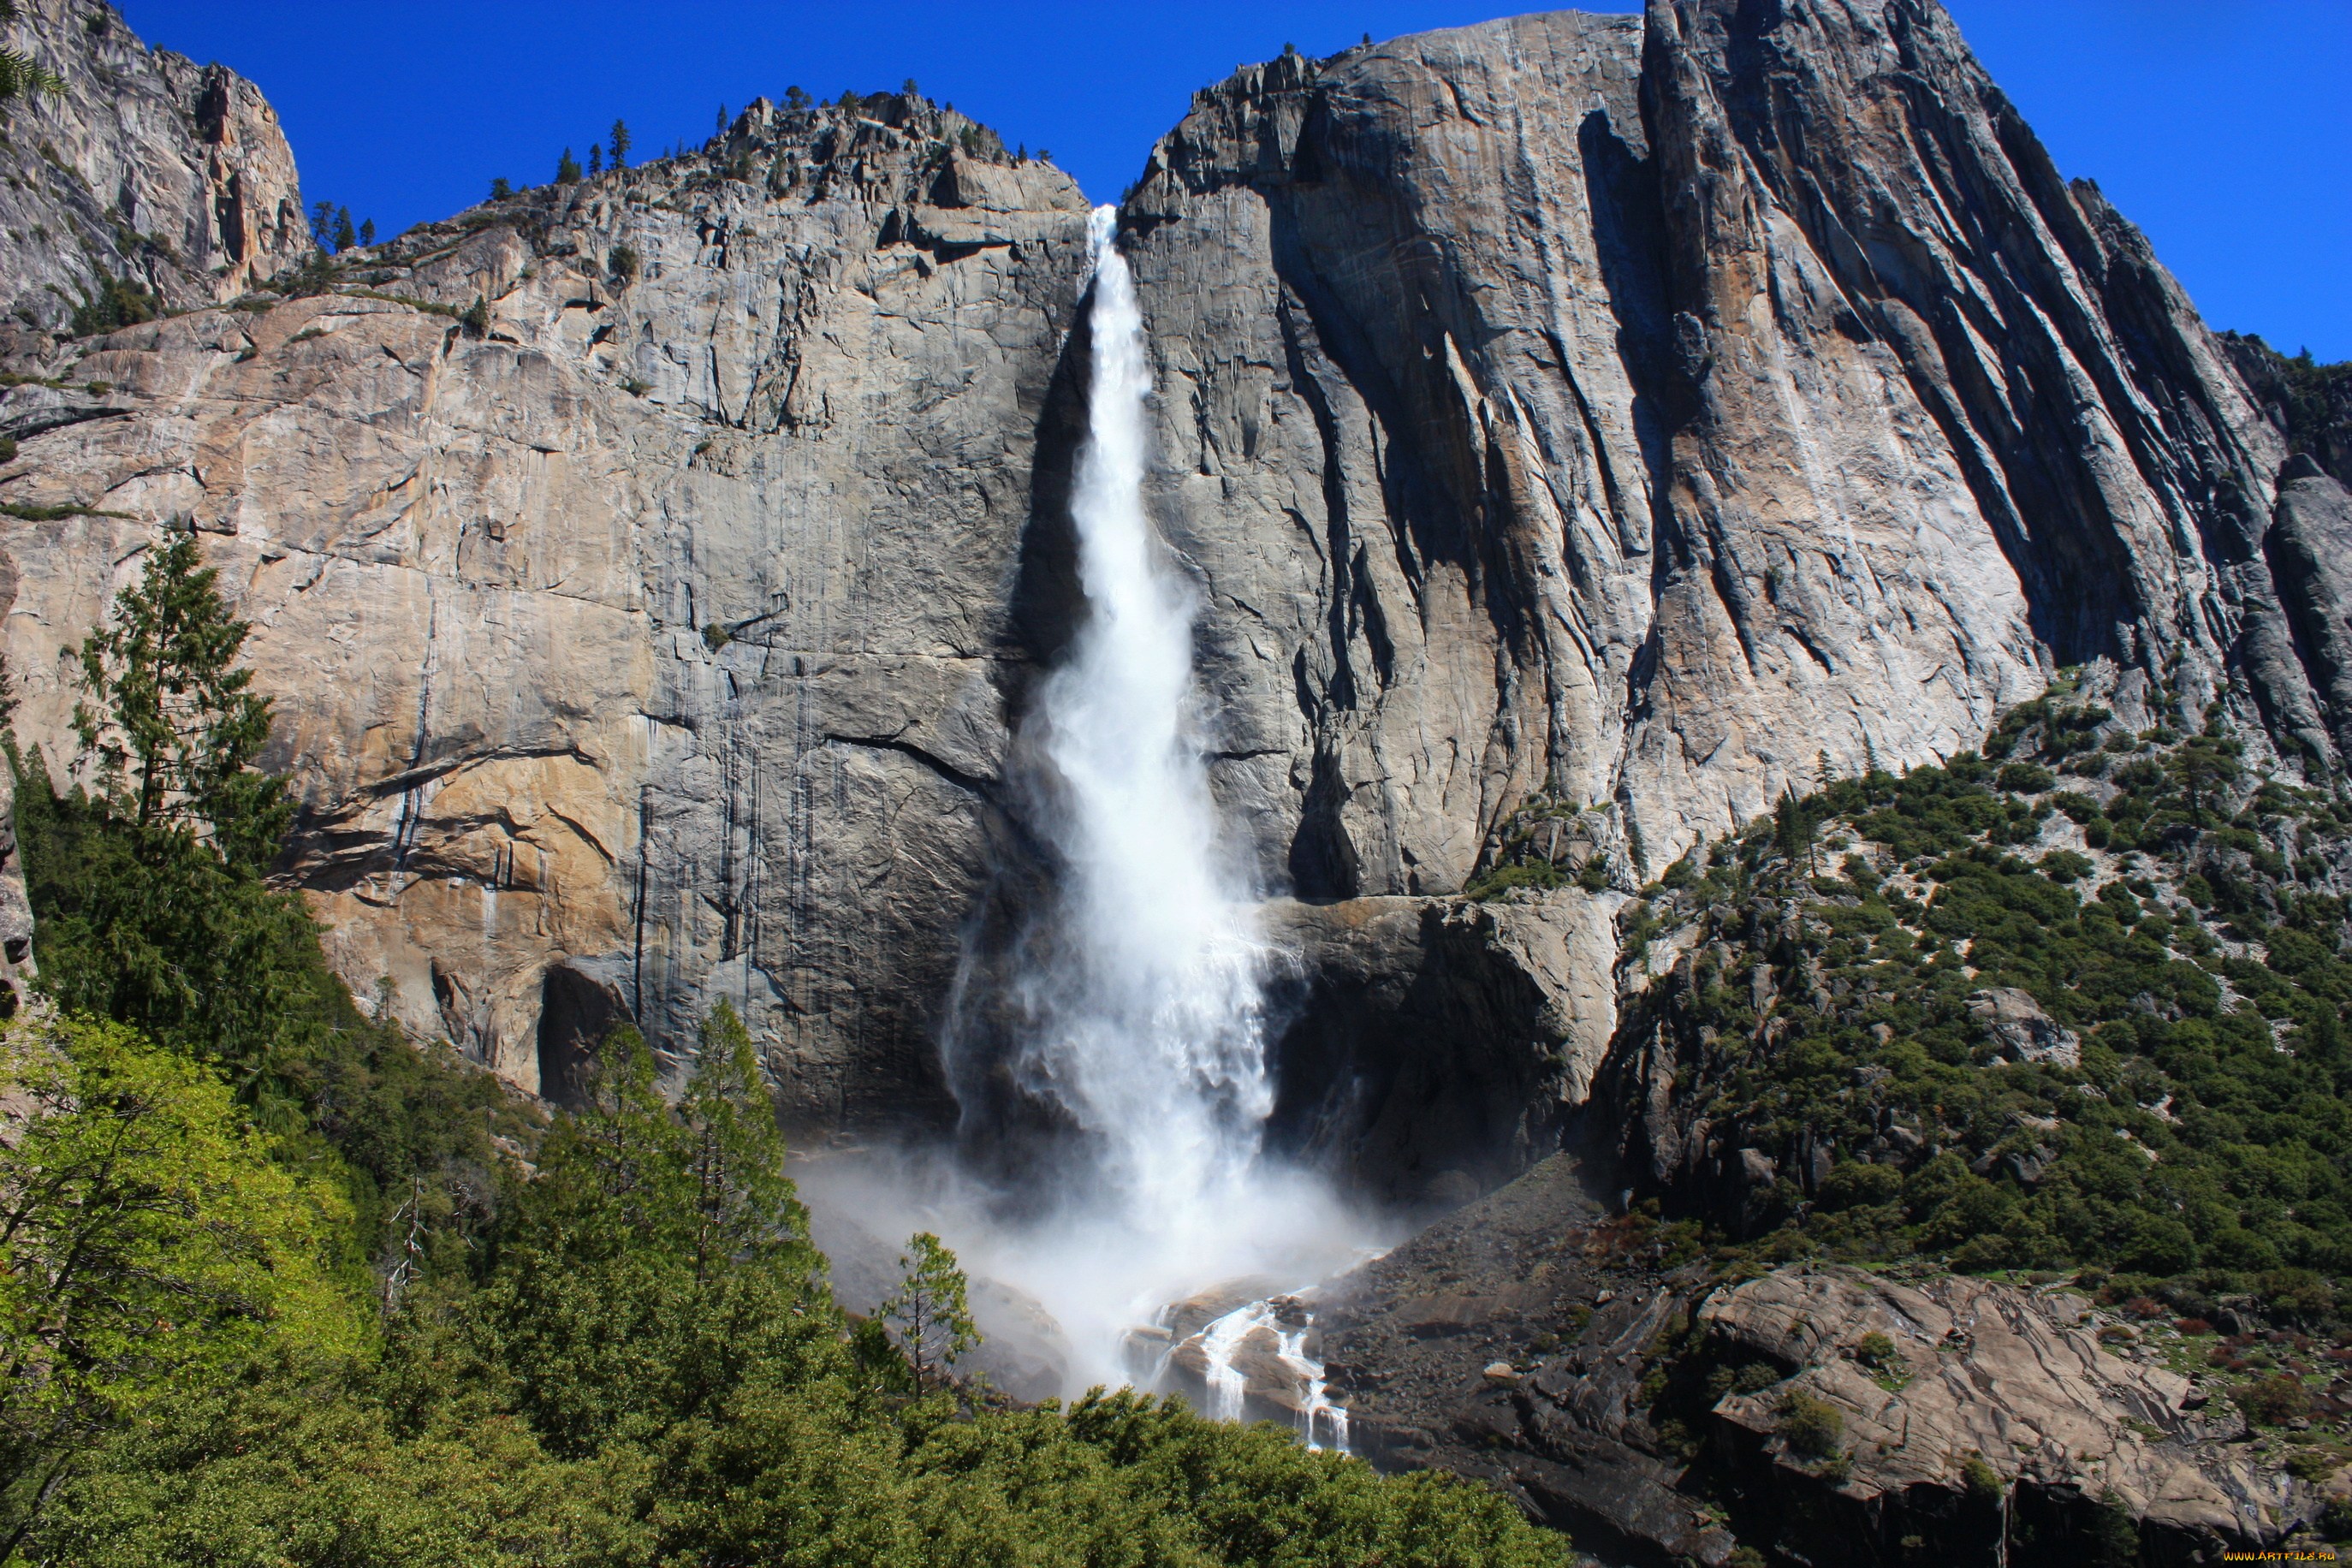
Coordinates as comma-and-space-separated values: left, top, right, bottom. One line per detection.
120, 0, 2349, 360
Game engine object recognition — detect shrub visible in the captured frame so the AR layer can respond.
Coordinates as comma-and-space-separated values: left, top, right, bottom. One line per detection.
2236, 1375, 2313, 1427
1998, 763, 2055, 793
1959, 1453, 2003, 1500
2040, 849, 2094, 882
1779, 1390, 1844, 1457
1854, 1331, 1896, 1369
2286, 1449, 2342, 1484
609, 243, 640, 282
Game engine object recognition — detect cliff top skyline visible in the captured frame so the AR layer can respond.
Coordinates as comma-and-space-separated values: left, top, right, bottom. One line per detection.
110, 0, 2351, 361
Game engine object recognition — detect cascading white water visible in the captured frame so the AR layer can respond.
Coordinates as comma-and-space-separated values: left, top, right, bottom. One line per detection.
1014, 205, 1274, 1235
872, 205, 1375, 1418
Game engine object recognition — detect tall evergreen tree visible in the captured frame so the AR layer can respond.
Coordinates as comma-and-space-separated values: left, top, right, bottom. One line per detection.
555, 146, 580, 184
357, 217, 375, 246
331, 206, 356, 252
586, 144, 602, 176
71, 532, 292, 870
607, 118, 631, 169
876, 1232, 977, 1393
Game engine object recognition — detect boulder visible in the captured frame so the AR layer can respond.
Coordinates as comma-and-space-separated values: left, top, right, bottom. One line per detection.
1966, 987, 2082, 1067
1700, 1266, 2305, 1564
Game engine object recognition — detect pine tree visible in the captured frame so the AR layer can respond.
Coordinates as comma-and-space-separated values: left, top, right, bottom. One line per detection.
783, 85, 809, 111
487, 176, 514, 201
0, 1, 63, 104
608, 118, 632, 169
308, 199, 336, 248
714, 103, 728, 136
357, 217, 375, 246
587, 144, 602, 176
331, 206, 356, 252
556, 146, 581, 184
71, 532, 293, 870
876, 1232, 978, 1392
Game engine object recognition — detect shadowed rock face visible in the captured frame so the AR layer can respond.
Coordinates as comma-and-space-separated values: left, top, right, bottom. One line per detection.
0, 2, 2343, 1162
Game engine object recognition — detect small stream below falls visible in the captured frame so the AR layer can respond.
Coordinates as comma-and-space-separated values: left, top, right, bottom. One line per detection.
1187, 1294, 1350, 1452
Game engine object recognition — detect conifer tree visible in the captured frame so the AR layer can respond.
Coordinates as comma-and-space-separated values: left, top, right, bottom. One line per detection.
555, 146, 581, 184
71, 532, 293, 871
357, 217, 375, 246
587, 144, 602, 176
608, 118, 631, 169
487, 176, 513, 201
308, 199, 335, 248
876, 1232, 978, 1392
331, 206, 356, 252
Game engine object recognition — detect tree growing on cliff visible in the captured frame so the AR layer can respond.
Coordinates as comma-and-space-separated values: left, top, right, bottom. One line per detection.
607, 118, 631, 169
71, 532, 292, 870
555, 146, 580, 184
877, 1232, 978, 1393
20, 532, 339, 1109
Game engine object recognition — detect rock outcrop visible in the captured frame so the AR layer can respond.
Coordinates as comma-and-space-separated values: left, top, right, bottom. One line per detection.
0, 0, 2344, 1156
1702, 1266, 2308, 1565
0, 37, 1096, 1115
1319, 1156, 2319, 1565
0, 0, 310, 335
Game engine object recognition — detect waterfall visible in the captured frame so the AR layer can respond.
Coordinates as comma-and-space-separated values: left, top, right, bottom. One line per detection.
888, 205, 1373, 1413
1012, 205, 1275, 1233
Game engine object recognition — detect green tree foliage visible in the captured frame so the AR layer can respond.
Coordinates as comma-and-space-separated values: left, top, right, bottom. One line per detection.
459, 1012, 838, 1458
16, 533, 526, 1251
71, 532, 290, 868
1617, 680, 2352, 1304
331, 205, 357, 252
607, 117, 631, 169
878, 1232, 979, 1392
68, 273, 157, 337
358, 217, 376, 246
587, 143, 602, 176
0, 1017, 361, 1550
20, 1007, 1577, 1566
0, 2, 64, 104
555, 146, 581, 184
487, 176, 514, 201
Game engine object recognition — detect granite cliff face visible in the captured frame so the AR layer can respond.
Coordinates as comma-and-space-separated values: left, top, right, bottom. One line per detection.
2, 0, 2346, 1171
0, 0, 309, 336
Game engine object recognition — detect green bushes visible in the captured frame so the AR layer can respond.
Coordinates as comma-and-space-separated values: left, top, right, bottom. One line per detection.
1778, 1390, 1844, 1457
1618, 684, 2352, 1307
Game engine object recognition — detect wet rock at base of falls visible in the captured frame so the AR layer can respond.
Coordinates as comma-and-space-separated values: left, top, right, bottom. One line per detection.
1159, 1278, 1290, 1340
1315, 1151, 1740, 1566
1158, 1313, 1314, 1426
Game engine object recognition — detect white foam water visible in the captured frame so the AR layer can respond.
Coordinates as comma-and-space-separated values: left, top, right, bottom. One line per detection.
1013, 205, 1275, 1235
